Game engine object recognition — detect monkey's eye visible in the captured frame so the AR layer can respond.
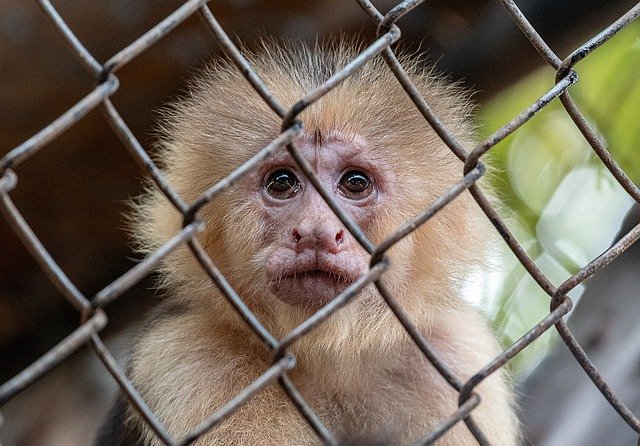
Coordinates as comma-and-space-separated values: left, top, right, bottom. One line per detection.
265, 169, 301, 199
338, 170, 373, 200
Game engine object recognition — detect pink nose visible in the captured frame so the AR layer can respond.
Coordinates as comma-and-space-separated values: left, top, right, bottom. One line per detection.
292, 221, 345, 254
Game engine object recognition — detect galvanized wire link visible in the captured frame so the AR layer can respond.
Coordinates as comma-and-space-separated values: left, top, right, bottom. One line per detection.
89, 333, 177, 445
0, 311, 107, 405
1, 1, 640, 444
187, 125, 302, 218
464, 73, 577, 172
0, 170, 91, 313
0, 77, 118, 175
458, 297, 574, 408
371, 165, 485, 265
198, 4, 288, 118
356, 0, 469, 161
91, 221, 204, 309
177, 355, 297, 446
414, 395, 482, 446
274, 261, 389, 357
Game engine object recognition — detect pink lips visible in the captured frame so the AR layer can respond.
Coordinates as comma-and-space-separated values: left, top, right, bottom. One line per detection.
268, 257, 363, 310
278, 263, 356, 283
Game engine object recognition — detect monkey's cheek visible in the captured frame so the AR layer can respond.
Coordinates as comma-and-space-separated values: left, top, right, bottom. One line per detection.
269, 275, 351, 311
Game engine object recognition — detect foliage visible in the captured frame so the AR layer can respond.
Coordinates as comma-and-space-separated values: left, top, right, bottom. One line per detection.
478, 22, 640, 374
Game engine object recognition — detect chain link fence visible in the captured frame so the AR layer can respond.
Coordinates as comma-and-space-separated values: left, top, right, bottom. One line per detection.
1, 0, 639, 444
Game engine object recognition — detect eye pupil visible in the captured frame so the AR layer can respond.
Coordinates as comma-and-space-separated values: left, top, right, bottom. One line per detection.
271, 173, 293, 191
266, 169, 299, 199
347, 174, 368, 191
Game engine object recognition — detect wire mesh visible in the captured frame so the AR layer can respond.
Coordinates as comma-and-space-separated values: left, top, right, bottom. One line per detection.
1, 0, 639, 444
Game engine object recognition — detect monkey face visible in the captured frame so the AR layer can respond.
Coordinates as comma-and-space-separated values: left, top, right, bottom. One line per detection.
137, 43, 481, 337
258, 134, 387, 310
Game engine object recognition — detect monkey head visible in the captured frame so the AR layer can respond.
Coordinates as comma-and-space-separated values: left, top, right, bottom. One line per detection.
131, 41, 483, 353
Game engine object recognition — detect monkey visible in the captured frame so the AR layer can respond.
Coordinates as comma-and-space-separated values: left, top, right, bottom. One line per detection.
96, 40, 519, 445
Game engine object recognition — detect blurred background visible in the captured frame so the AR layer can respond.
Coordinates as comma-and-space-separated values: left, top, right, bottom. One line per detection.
1, 0, 639, 444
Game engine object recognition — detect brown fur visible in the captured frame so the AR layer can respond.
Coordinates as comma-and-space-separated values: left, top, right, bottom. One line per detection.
117, 40, 518, 445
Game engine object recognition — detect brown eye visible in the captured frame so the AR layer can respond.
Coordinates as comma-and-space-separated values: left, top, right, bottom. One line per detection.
339, 170, 373, 199
265, 169, 300, 199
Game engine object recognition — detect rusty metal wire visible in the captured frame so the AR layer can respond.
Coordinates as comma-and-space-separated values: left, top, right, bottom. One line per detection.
1, 0, 639, 444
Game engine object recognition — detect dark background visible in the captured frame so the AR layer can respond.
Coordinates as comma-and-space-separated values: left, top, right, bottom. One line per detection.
0, 1, 637, 444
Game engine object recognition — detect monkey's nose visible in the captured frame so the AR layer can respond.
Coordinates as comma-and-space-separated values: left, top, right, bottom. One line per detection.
292, 225, 345, 254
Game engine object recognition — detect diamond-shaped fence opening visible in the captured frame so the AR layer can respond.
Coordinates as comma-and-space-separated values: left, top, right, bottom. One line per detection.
1, 1, 639, 444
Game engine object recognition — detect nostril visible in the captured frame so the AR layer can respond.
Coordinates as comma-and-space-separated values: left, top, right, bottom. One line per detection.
335, 229, 345, 246
292, 229, 301, 243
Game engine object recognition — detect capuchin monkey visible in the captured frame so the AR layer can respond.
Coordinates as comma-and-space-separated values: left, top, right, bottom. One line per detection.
96, 40, 518, 445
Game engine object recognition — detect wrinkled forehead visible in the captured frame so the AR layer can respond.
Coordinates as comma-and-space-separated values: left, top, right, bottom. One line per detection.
265, 129, 392, 170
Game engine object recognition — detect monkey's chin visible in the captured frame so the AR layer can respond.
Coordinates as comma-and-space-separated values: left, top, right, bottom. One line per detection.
269, 271, 353, 311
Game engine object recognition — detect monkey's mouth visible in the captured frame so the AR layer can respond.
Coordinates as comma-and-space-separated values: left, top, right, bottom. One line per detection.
281, 269, 351, 282
270, 267, 359, 310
